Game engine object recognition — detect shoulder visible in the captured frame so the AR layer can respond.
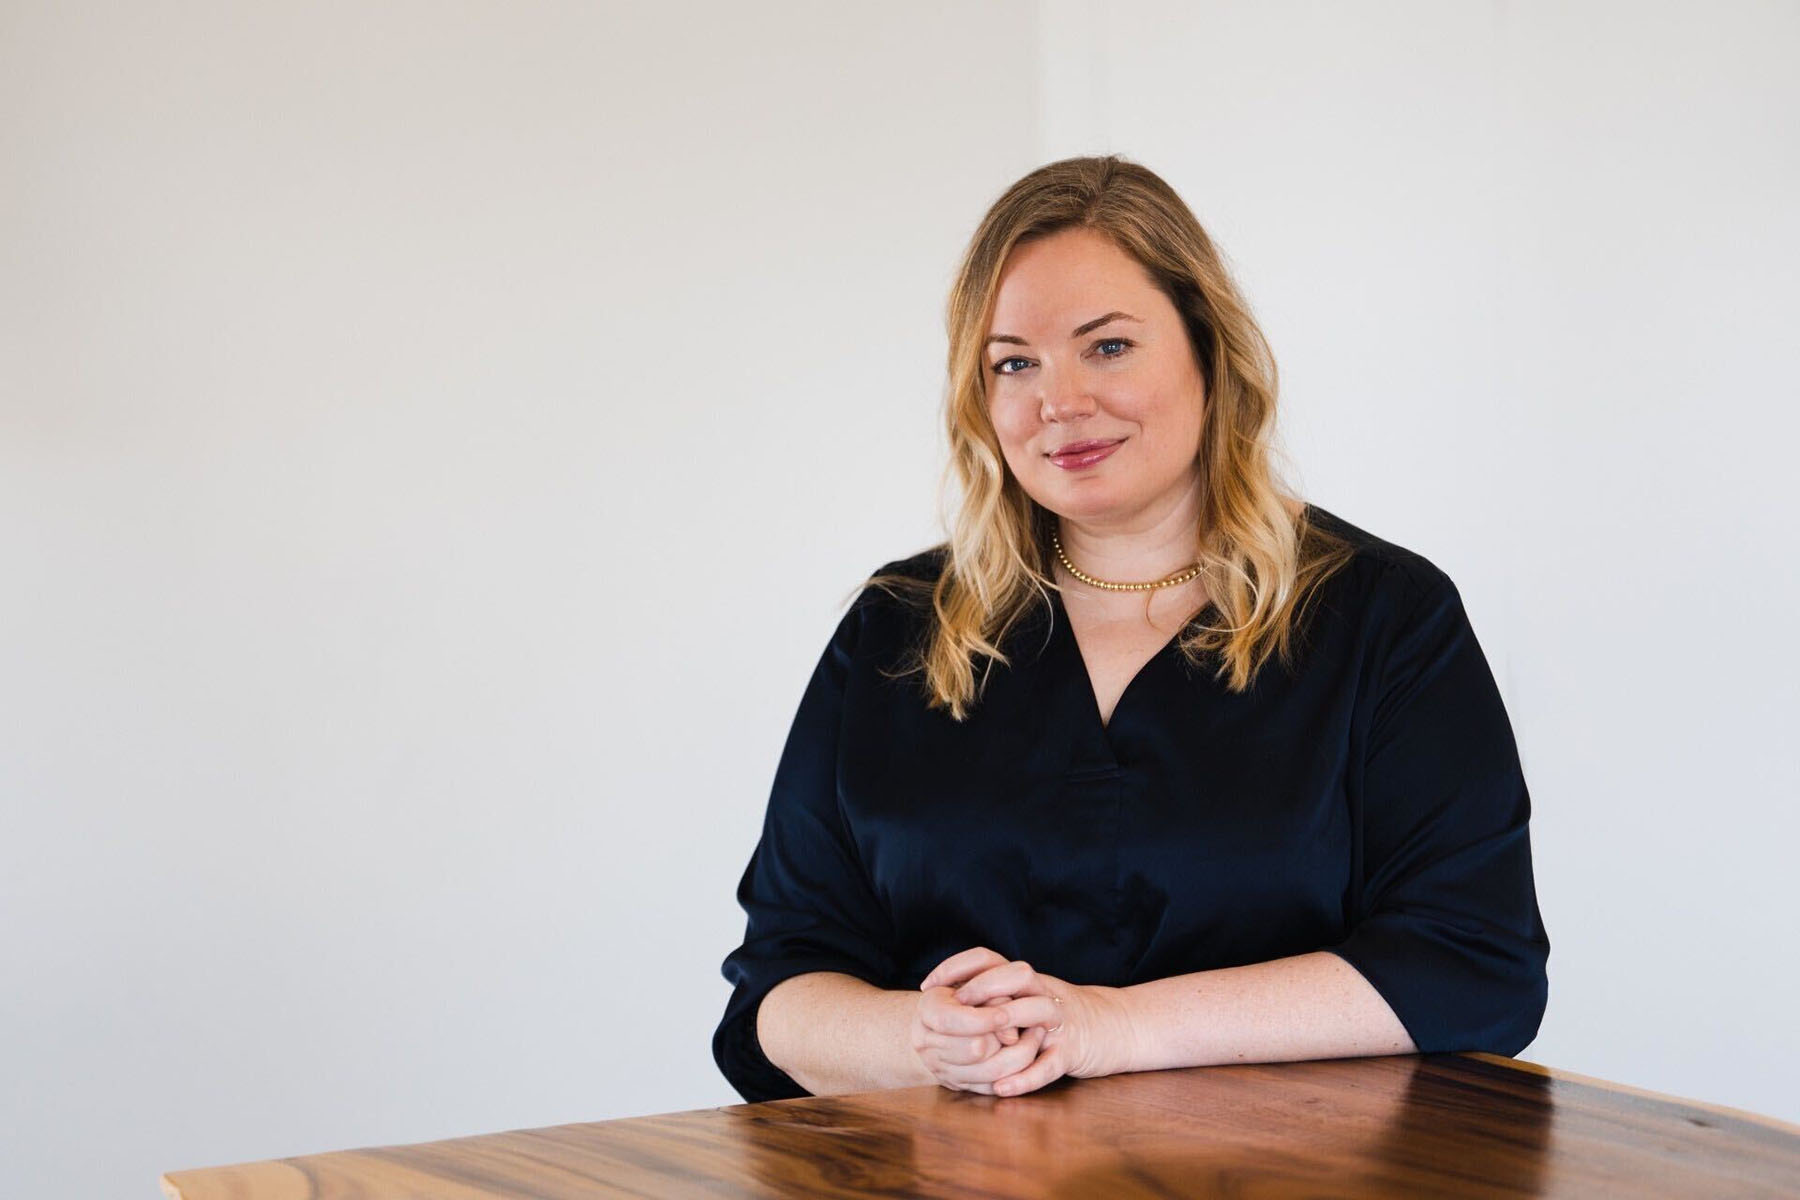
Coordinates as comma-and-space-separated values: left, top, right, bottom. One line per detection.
867, 544, 950, 585
804, 546, 946, 686
1303, 503, 1457, 613
852, 544, 950, 617
820, 544, 948, 653
1297, 507, 1483, 709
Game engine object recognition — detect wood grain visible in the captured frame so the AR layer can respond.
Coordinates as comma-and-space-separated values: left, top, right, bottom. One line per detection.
162, 1052, 1800, 1198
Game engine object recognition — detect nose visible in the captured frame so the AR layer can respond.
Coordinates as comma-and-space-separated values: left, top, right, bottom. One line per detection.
1038, 367, 1097, 423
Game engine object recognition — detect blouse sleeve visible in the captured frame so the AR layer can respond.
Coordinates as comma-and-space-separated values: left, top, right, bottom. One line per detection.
712, 595, 901, 1103
1324, 562, 1551, 1057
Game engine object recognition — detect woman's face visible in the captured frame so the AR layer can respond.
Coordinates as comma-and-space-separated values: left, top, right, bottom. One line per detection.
983, 227, 1206, 528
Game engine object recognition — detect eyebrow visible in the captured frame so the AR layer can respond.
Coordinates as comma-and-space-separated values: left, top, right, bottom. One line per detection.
985, 311, 1142, 349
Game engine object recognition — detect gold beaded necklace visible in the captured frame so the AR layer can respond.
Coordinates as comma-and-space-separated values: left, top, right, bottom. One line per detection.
1050, 528, 1205, 592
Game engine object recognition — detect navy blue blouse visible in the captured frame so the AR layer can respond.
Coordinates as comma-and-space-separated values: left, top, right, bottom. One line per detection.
713, 504, 1550, 1103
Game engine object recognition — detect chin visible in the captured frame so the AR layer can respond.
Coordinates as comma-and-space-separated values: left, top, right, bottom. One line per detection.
1041, 489, 1125, 521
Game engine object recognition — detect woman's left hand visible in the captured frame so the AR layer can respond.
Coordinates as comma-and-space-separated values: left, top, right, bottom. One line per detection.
920, 947, 1135, 1097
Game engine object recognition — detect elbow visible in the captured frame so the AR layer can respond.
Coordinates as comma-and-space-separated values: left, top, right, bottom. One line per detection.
754, 975, 817, 1089
1395, 932, 1550, 1059
714, 980, 816, 1104
1473, 942, 1550, 1058
1497, 960, 1549, 1057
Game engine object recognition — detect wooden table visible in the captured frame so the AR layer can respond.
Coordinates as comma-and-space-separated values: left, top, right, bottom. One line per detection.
161, 1052, 1800, 1198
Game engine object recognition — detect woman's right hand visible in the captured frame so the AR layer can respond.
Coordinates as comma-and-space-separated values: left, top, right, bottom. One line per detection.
911, 985, 1049, 1093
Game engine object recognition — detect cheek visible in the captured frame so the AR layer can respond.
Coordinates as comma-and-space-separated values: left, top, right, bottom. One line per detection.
1140, 392, 1203, 452
988, 402, 1035, 456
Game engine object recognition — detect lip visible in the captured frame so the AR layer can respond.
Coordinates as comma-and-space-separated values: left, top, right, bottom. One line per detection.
1047, 438, 1125, 470
1047, 438, 1125, 457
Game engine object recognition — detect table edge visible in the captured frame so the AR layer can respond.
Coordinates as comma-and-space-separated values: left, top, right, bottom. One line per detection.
1463, 1051, 1800, 1136
157, 1050, 1800, 1193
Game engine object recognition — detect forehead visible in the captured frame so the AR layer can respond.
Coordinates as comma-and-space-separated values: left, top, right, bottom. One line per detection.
988, 228, 1162, 330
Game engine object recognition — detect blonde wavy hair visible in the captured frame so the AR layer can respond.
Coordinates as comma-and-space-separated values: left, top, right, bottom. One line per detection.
859, 154, 1356, 720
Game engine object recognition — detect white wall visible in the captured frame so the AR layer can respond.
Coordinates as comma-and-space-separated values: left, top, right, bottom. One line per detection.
2, 2, 1793, 1194
1040, 0, 1800, 1124
0, 2, 1034, 1193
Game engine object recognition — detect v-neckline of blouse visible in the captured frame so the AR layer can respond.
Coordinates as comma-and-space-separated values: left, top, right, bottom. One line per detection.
1046, 584, 1215, 759
1038, 505, 1322, 749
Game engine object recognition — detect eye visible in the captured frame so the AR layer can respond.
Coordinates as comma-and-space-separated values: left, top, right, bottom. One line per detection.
989, 338, 1133, 376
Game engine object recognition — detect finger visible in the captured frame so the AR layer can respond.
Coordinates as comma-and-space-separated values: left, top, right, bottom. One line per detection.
940, 1027, 1044, 1096
951, 959, 1036, 1006
919, 947, 1008, 993
919, 949, 994, 992
950, 1078, 997, 1095
939, 1024, 1045, 1087
980, 1023, 1047, 1078
926, 1030, 1004, 1067
924, 989, 1016, 1037
979, 1025, 1048, 1085
973, 995, 1021, 1044
992, 1039, 1063, 1098
924, 1020, 1024, 1067
988, 993, 1060, 1032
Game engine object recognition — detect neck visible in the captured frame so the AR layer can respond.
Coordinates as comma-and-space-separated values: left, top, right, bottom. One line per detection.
1053, 490, 1204, 588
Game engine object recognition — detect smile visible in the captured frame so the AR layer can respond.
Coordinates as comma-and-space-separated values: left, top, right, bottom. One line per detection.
1047, 439, 1125, 470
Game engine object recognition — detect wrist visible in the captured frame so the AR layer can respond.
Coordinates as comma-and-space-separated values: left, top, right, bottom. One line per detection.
1090, 983, 1141, 1078
889, 988, 937, 1088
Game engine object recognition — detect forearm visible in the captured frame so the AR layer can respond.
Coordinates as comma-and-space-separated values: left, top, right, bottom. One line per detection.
756, 972, 936, 1096
1115, 950, 1416, 1075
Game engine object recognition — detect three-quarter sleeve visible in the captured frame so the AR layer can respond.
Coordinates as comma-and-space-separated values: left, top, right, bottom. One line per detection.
1325, 563, 1551, 1057
712, 596, 901, 1102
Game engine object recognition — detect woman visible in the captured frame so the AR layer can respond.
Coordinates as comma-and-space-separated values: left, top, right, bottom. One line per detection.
713, 155, 1550, 1103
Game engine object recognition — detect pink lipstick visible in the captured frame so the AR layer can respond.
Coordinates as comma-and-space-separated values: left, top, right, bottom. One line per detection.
1047, 438, 1125, 470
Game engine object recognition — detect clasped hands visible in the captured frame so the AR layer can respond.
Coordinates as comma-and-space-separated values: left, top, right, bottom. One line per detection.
911, 946, 1133, 1097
